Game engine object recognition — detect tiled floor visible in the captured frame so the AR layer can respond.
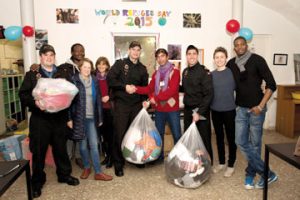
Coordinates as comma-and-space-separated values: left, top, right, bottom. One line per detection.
1, 130, 299, 200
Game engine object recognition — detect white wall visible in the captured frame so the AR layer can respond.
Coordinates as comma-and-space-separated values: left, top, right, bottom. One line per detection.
1, 0, 300, 130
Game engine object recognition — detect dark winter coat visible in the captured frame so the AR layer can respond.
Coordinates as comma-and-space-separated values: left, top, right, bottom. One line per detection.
69, 73, 103, 141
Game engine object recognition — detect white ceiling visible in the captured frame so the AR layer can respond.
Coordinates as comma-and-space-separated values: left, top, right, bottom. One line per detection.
253, 0, 300, 28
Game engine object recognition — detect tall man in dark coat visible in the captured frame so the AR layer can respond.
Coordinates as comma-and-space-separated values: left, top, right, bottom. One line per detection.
107, 41, 149, 177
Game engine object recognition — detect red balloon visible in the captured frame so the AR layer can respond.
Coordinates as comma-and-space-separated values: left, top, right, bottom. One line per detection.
22, 26, 34, 37
226, 19, 240, 33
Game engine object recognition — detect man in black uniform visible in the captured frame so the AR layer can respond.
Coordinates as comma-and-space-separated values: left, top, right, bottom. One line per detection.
19, 44, 79, 198
59, 43, 85, 169
107, 41, 149, 177
181, 45, 214, 163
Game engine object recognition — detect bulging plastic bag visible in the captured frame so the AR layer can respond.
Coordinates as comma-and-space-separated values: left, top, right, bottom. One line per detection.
32, 78, 78, 113
165, 122, 211, 188
121, 108, 162, 164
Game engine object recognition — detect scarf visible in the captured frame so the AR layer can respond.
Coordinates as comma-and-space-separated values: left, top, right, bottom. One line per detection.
235, 51, 252, 72
155, 62, 173, 95
96, 71, 106, 80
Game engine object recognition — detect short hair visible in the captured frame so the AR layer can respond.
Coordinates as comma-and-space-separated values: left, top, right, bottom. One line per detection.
71, 43, 84, 52
155, 48, 168, 58
213, 47, 228, 58
95, 57, 110, 73
39, 44, 56, 56
233, 36, 247, 44
78, 58, 94, 71
186, 45, 199, 54
129, 41, 142, 49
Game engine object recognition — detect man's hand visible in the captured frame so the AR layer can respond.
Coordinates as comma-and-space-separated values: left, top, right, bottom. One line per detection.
67, 120, 73, 129
249, 105, 263, 115
192, 112, 201, 122
102, 96, 109, 103
142, 101, 150, 109
125, 84, 136, 94
35, 100, 45, 111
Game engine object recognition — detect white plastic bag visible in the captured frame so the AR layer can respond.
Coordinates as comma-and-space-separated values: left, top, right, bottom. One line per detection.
121, 108, 162, 164
165, 122, 211, 188
32, 78, 78, 113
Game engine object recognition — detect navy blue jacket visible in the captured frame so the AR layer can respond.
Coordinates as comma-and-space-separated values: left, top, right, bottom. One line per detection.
69, 73, 103, 141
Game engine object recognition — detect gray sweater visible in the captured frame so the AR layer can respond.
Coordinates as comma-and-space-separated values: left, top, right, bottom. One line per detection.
210, 68, 236, 112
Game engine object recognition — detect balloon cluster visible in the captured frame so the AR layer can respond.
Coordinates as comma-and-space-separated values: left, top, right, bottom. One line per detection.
3, 25, 35, 41
226, 19, 253, 41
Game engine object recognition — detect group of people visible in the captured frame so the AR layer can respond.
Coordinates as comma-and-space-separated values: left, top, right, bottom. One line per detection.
19, 36, 278, 198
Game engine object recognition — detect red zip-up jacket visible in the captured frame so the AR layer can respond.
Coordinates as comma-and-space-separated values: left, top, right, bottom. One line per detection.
136, 67, 180, 112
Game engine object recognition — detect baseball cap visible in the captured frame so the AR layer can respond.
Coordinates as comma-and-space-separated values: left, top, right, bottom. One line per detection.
129, 41, 142, 49
39, 44, 56, 55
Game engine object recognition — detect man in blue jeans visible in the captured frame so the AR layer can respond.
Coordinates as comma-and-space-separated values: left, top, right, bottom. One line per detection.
227, 36, 278, 189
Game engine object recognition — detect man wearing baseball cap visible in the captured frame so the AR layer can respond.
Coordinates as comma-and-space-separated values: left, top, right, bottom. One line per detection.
19, 44, 80, 198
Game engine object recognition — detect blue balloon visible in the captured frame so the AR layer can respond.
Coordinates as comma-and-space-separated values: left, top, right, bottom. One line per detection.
4, 26, 22, 41
238, 27, 253, 41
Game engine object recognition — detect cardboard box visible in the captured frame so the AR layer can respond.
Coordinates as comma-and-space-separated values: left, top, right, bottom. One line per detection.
0, 134, 26, 160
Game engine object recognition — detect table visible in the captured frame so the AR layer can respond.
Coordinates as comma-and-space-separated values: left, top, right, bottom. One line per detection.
263, 143, 300, 200
0, 160, 32, 200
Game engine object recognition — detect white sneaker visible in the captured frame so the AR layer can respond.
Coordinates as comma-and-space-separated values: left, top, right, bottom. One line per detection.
212, 164, 225, 173
224, 167, 235, 177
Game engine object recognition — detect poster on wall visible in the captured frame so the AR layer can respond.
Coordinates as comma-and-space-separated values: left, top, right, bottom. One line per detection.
170, 60, 181, 73
56, 9, 79, 24
35, 29, 48, 50
168, 44, 181, 60
183, 13, 201, 28
113, 33, 159, 76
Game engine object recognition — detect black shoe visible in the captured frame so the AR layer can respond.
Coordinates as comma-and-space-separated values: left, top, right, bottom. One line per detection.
32, 187, 42, 198
101, 156, 109, 165
106, 157, 113, 168
135, 164, 145, 168
58, 176, 80, 186
114, 168, 124, 177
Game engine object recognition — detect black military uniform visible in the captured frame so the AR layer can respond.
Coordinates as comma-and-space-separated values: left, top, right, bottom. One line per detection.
19, 63, 79, 197
107, 57, 148, 174
182, 62, 214, 162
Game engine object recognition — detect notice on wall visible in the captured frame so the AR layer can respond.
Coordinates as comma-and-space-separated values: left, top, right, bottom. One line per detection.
95, 9, 171, 28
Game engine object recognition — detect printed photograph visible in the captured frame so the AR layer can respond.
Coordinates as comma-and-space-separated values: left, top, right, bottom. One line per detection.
170, 60, 181, 73
294, 54, 300, 83
168, 44, 181, 60
56, 8, 79, 24
273, 54, 288, 65
35, 29, 48, 50
183, 13, 201, 28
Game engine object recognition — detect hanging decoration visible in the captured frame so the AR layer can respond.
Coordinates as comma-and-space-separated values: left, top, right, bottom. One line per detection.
238, 27, 253, 41
22, 26, 35, 37
226, 19, 240, 33
3, 26, 22, 41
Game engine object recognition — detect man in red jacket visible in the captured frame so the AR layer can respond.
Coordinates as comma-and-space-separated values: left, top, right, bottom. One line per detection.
132, 48, 182, 162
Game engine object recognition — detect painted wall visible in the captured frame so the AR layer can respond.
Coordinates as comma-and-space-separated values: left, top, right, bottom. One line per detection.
1, 0, 300, 130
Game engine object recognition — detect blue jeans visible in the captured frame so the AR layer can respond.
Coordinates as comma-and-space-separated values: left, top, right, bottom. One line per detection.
79, 118, 101, 173
235, 106, 272, 178
155, 111, 182, 159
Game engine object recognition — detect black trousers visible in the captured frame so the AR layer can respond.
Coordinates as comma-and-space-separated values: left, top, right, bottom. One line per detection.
99, 108, 114, 157
184, 107, 213, 165
29, 113, 71, 187
112, 102, 142, 169
211, 109, 237, 167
